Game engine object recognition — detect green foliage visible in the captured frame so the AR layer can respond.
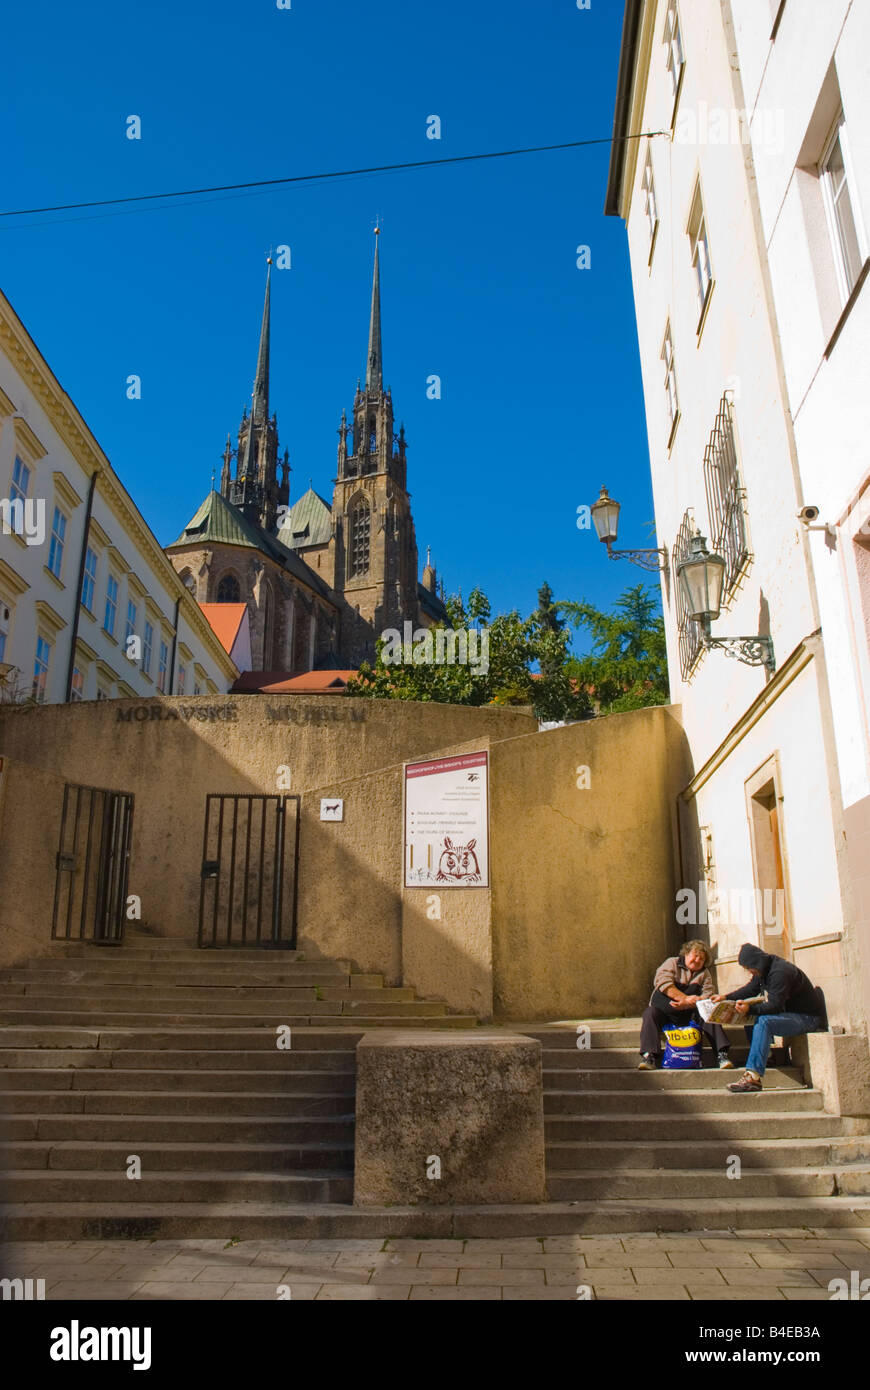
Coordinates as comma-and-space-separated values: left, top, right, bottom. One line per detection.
346, 582, 669, 720
558, 583, 669, 714
346, 587, 591, 721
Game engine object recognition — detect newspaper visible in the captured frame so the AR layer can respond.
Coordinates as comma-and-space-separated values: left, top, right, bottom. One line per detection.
696, 996, 765, 1026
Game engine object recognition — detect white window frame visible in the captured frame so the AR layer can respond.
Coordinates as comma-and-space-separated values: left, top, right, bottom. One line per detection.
687, 184, 714, 324
82, 547, 98, 612
158, 640, 168, 693
664, 0, 685, 107
661, 323, 680, 439
104, 573, 119, 637
819, 111, 869, 306
33, 634, 52, 703
48, 506, 67, 580
143, 620, 154, 676
642, 147, 659, 260
70, 666, 85, 702
0, 600, 11, 664
125, 599, 138, 649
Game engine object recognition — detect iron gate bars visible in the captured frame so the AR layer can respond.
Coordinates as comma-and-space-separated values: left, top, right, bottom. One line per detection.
51, 784, 135, 944
197, 794, 300, 948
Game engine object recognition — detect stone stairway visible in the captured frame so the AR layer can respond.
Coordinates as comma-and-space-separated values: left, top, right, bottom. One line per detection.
521, 1019, 870, 1232
0, 935, 476, 1239
2, 944, 870, 1239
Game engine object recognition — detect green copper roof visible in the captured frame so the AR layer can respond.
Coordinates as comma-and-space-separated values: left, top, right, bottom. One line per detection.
277, 487, 333, 550
168, 490, 333, 598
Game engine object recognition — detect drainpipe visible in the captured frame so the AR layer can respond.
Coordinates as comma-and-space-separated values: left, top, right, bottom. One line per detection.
64, 471, 98, 703
168, 595, 181, 694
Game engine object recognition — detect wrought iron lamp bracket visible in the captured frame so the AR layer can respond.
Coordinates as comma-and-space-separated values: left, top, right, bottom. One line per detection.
606, 542, 669, 574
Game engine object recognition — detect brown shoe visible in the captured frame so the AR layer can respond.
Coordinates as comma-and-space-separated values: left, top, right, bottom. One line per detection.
727, 1071, 762, 1093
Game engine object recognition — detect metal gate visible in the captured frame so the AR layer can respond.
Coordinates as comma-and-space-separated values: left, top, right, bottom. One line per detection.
51, 784, 135, 944
197, 794, 300, 948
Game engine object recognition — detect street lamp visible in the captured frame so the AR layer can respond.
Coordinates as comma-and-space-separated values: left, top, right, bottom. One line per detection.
676, 530, 775, 672
590, 486, 668, 573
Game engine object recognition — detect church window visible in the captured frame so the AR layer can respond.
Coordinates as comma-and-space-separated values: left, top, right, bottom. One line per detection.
180, 569, 197, 595
217, 573, 240, 603
350, 499, 371, 578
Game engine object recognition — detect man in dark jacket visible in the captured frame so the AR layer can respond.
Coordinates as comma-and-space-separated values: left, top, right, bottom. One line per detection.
713, 943, 824, 1093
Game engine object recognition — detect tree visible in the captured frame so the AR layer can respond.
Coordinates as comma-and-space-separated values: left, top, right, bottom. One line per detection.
558, 583, 669, 714
346, 590, 591, 720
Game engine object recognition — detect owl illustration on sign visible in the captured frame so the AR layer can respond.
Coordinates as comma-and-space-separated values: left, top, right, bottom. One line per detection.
435, 837, 481, 883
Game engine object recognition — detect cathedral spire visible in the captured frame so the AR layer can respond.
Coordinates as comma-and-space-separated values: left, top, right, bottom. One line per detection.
365, 229, 383, 392
251, 256, 272, 425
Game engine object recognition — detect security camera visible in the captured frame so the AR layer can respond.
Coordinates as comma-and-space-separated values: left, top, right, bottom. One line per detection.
797, 505, 820, 524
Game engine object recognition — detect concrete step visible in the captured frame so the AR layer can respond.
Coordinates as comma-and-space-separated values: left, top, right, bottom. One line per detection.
0, 973, 389, 993
0, 986, 417, 1006
1, 1114, 354, 1144
2, 1195, 869, 1242
0, 1090, 354, 1117
547, 1166, 870, 1200
0, 1068, 356, 1093
0, 1138, 354, 1174
544, 1112, 855, 1141
0, 1009, 468, 1029
539, 1046, 788, 1069
542, 1065, 804, 1089
0, 965, 368, 985
543, 1087, 824, 1114
0, 1047, 357, 1071
0, 1170, 354, 1203
544, 1134, 870, 1170
40, 945, 350, 965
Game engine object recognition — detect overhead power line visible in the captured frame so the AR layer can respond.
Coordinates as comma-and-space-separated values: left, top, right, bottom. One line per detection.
0, 132, 667, 220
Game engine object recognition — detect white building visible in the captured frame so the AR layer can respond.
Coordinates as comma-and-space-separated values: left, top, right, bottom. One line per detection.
0, 286, 237, 704
604, 0, 870, 1082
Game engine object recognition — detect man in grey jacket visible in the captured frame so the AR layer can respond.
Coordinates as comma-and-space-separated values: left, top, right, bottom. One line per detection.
638, 940, 732, 1069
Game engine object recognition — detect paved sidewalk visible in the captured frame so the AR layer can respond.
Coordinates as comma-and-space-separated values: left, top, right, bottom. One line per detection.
2, 1228, 869, 1300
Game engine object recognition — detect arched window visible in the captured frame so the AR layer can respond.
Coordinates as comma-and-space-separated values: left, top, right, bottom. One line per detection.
179, 568, 197, 595
262, 584, 275, 666
349, 498, 371, 578
217, 573, 240, 603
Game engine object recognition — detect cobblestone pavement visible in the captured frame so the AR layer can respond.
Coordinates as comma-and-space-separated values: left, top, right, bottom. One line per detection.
2, 1228, 870, 1300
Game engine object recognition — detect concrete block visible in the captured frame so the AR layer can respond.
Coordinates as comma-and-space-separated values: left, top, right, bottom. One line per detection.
792, 1032, 870, 1117
353, 1030, 545, 1206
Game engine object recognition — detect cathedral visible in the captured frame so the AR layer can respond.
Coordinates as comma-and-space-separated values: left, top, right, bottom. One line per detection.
166, 233, 446, 673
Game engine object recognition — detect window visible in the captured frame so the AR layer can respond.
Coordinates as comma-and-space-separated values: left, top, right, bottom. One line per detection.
642, 148, 659, 257
703, 393, 751, 595
0, 602, 10, 663
661, 323, 679, 438
178, 665, 186, 695
193, 683, 201, 696
32, 635, 51, 703
47, 507, 67, 579
143, 621, 154, 676
82, 548, 98, 612
104, 575, 118, 636
10, 456, 30, 506
349, 498, 371, 578
70, 667, 85, 701
180, 569, 197, 595
688, 185, 714, 322
125, 600, 137, 648
217, 573, 240, 603
96, 686, 109, 701
157, 641, 168, 693
7, 457, 30, 537
819, 112, 868, 304
664, 0, 685, 105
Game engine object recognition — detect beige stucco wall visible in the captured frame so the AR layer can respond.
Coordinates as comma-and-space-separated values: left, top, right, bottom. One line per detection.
0, 757, 69, 966
0, 695, 536, 970
489, 705, 691, 1021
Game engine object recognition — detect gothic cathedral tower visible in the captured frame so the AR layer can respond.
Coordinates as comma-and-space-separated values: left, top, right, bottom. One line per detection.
329, 231, 420, 664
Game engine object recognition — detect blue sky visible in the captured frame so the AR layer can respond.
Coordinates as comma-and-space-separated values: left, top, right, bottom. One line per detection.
0, 0, 656, 651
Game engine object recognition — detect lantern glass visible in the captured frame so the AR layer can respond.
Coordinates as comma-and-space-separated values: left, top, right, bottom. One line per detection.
677, 536, 726, 621
591, 486, 620, 545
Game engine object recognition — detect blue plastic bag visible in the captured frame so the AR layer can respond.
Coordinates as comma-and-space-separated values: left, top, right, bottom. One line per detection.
662, 1023, 702, 1069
